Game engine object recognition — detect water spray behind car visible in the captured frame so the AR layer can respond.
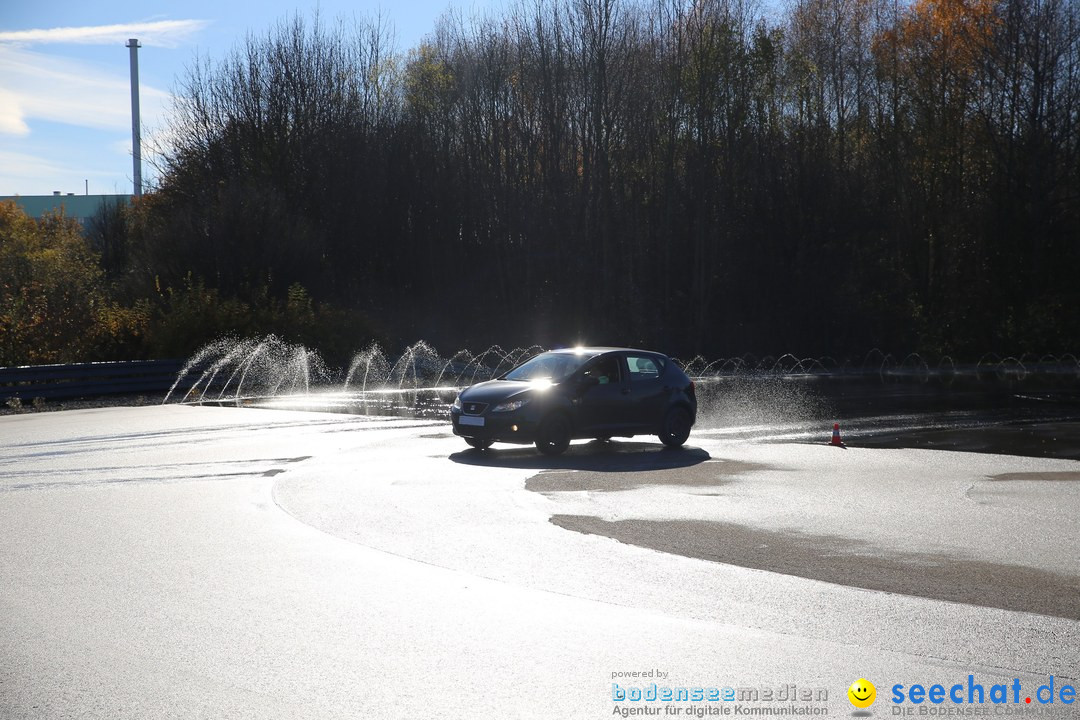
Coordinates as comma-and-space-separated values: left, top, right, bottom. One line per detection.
164, 336, 551, 415
163, 337, 1080, 438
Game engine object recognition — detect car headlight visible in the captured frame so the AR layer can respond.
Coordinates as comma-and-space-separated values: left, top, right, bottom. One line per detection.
452, 395, 462, 410
492, 398, 530, 413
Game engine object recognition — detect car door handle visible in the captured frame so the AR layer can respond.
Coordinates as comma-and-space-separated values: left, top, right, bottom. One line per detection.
621, 388, 631, 395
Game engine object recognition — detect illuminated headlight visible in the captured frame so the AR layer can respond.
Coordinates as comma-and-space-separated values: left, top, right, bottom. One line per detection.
492, 398, 530, 413
452, 395, 462, 410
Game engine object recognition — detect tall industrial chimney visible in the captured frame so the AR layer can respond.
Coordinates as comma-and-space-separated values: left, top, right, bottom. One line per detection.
127, 38, 142, 197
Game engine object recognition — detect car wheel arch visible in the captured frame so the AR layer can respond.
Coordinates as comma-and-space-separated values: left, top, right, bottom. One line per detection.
658, 404, 693, 447
539, 408, 574, 434
535, 411, 573, 455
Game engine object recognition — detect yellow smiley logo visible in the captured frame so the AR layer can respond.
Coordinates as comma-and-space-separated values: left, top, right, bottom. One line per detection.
848, 678, 876, 708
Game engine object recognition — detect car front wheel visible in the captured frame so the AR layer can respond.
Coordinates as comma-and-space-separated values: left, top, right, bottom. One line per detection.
535, 416, 571, 456
658, 406, 692, 448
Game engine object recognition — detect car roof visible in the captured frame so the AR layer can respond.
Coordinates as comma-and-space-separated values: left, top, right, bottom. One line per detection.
541, 347, 667, 357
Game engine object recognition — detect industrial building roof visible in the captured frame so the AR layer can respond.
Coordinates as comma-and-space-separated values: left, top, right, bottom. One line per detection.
0, 194, 133, 223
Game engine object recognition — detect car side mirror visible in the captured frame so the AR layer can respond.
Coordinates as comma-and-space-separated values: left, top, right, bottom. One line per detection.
579, 375, 600, 390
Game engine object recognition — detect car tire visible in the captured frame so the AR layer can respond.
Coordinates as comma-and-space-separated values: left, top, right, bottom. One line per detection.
658, 406, 692, 448
535, 416, 571, 456
464, 437, 494, 450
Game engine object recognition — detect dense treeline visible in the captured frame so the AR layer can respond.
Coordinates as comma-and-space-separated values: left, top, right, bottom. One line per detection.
10, 0, 1079, 365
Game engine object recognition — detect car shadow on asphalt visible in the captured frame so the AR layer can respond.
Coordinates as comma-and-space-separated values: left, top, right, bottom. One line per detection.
447, 439, 711, 473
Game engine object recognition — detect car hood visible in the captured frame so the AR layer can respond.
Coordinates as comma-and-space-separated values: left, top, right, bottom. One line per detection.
460, 379, 552, 404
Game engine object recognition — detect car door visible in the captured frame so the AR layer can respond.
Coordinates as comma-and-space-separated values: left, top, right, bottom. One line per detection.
574, 353, 633, 435
624, 353, 669, 430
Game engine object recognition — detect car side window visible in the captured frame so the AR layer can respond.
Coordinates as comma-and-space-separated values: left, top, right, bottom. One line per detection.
627, 355, 662, 382
583, 356, 621, 385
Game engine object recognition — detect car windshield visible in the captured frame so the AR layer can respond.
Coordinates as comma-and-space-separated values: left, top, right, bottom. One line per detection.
503, 351, 595, 383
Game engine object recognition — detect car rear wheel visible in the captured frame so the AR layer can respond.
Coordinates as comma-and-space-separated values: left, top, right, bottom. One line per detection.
464, 437, 494, 450
536, 416, 571, 456
658, 406, 692, 447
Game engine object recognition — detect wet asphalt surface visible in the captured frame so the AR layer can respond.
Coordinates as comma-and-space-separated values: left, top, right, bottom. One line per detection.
242, 371, 1080, 458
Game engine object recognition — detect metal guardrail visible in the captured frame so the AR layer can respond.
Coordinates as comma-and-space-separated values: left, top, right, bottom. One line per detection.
0, 359, 184, 402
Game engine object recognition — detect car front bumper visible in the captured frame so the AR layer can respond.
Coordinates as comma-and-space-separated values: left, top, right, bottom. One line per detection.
450, 408, 538, 445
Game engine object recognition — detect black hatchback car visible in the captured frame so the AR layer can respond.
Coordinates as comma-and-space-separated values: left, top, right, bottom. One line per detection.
449, 347, 696, 455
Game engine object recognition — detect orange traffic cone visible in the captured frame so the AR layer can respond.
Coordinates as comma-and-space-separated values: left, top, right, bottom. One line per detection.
830, 423, 845, 447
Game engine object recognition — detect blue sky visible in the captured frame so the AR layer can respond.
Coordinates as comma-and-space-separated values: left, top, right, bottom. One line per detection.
0, 0, 503, 196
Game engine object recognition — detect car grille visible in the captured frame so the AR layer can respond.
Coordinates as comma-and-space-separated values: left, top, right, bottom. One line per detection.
463, 402, 488, 415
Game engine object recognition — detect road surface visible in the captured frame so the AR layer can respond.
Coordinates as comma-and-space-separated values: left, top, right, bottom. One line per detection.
1, 405, 1078, 718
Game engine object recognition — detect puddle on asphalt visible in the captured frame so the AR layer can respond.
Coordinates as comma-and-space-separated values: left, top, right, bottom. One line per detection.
988, 471, 1080, 482
550, 515, 1080, 619
525, 458, 772, 493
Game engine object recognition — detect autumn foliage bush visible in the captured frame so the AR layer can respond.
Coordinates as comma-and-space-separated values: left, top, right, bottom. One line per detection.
0, 201, 148, 365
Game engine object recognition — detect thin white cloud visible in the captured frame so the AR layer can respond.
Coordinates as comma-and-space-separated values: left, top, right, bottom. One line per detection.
0, 46, 171, 135
0, 141, 145, 195
0, 88, 30, 136
109, 138, 133, 157
0, 148, 115, 189
0, 19, 209, 48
